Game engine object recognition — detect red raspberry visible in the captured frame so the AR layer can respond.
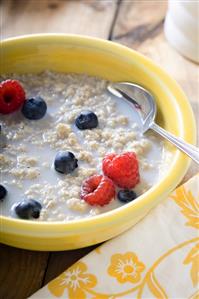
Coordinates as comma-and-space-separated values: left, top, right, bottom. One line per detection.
0, 79, 26, 114
81, 174, 115, 206
102, 152, 140, 189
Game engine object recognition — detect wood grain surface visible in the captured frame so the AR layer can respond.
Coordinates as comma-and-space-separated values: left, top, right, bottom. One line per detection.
1, 0, 118, 39
0, 244, 49, 299
0, 0, 198, 298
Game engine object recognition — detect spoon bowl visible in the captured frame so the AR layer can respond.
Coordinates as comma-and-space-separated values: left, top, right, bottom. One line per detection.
108, 82, 157, 133
108, 82, 199, 164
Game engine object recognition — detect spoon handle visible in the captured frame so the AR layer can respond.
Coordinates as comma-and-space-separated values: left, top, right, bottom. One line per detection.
151, 122, 199, 164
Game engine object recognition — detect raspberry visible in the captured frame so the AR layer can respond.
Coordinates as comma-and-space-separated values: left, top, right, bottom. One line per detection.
0, 79, 26, 114
102, 152, 140, 189
81, 174, 115, 206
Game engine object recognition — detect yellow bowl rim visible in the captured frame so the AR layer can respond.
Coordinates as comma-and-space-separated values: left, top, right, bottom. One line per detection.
0, 34, 196, 234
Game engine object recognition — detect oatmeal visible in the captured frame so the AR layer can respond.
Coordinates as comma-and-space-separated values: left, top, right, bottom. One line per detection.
0, 71, 169, 221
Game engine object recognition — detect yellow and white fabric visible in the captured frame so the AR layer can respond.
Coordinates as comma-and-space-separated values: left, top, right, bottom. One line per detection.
30, 174, 199, 299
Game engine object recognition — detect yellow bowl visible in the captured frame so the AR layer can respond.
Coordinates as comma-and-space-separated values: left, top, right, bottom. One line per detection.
0, 34, 196, 251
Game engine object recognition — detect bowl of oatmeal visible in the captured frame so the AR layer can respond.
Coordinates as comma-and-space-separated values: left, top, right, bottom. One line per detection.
0, 34, 196, 250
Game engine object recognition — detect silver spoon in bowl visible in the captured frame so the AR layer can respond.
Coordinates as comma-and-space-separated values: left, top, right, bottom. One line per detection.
107, 82, 199, 164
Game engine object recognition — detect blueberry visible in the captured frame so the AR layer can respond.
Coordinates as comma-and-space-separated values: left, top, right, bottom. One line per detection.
15, 199, 42, 219
118, 189, 137, 203
75, 110, 98, 130
0, 185, 7, 201
54, 151, 78, 174
22, 96, 47, 120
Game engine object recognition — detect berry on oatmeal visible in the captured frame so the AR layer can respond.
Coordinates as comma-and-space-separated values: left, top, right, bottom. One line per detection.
54, 151, 78, 174
0, 71, 167, 222
0, 185, 7, 201
75, 110, 98, 130
102, 152, 140, 188
0, 79, 26, 114
81, 174, 115, 206
14, 199, 42, 219
22, 96, 47, 120
118, 189, 137, 203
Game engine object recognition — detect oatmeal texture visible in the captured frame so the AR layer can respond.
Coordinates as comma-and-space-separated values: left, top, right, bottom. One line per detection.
0, 71, 167, 221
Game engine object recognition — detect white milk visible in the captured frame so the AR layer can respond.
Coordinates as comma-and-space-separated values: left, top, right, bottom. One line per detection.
0, 72, 169, 221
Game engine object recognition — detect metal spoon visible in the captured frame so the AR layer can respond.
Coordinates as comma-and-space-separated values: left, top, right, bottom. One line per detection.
107, 82, 199, 164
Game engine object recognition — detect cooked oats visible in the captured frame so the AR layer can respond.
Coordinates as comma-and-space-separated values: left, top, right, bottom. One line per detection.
0, 71, 170, 221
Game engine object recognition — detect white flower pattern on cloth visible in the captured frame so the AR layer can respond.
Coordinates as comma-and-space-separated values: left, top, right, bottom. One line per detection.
29, 174, 199, 299
108, 252, 145, 284
48, 261, 97, 298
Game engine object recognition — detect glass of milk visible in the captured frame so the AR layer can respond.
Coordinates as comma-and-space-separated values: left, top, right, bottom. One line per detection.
164, 0, 199, 63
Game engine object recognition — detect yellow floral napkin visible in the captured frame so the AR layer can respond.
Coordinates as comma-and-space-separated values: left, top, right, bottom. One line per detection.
30, 174, 199, 299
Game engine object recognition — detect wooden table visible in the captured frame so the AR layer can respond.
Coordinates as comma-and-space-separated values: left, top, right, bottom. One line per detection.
0, 1, 198, 298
